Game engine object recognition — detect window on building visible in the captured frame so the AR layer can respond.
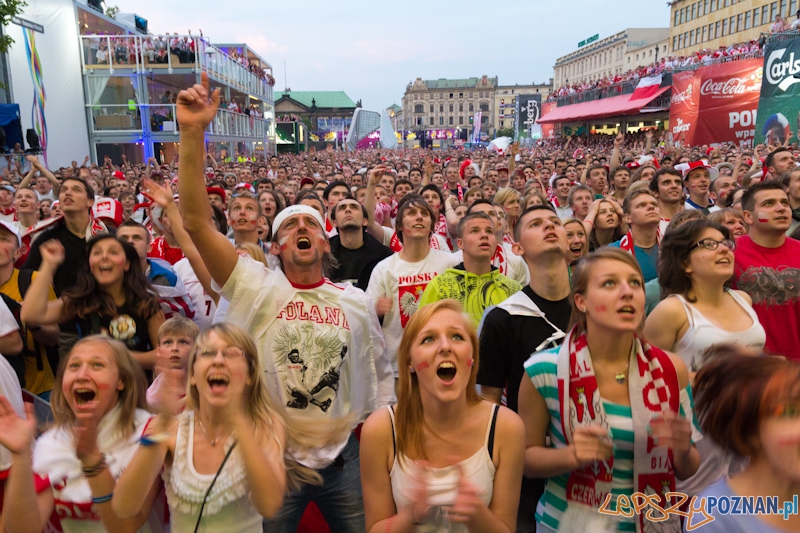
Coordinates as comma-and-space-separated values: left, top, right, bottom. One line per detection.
703, 0, 708, 15
744, 11, 751, 29
449, 93, 453, 98
754, 8, 760, 26
730, 15, 736, 33
710, 0, 716, 11
459, 103, 463, 112
414, 104, 423, 113
689, 29, 695, 46
691, 3, 696, 19
429, 104, 434, 112
479, 102, 489, 112
674, 9, 680, 26
449, 116, 453, 125
792, 0, 797, 18
636, 53, 639, 60
702, 25, 707, 41
673, 36, 678, 50
737, 13, 743, 31
459, 93, 463, 98
449, 104, 453, 112
781, 0, 788, 17
763, 5, 770, 25
459, 116, 463, 125
416, 117, 422, 126
429, 116, 434, 125
680, 7, 684, 23
715, 20, 721, 37
439, 104, 443, 112
771, 2, 778, 21
481, 116, 488, 124
469, 103, 474, 112
439, 116, 444, 125
684, 31, 689, 44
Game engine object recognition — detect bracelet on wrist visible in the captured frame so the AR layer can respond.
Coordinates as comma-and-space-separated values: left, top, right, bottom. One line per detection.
92, 492, 113, 504
82, 454, 108, 478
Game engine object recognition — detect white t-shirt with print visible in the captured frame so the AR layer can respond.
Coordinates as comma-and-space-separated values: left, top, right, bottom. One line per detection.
173, 258, 216, 330
366, 249, 459, 374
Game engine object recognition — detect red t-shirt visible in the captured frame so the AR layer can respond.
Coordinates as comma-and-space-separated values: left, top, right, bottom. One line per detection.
732, 235, 800, 359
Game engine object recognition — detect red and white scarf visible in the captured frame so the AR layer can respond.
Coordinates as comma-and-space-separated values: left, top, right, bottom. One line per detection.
388, 232, 444, 253
618, 228, 661, 255
556, 326, 680, 533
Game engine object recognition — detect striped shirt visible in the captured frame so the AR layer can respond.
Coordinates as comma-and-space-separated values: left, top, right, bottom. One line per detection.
524, 348, 700, 532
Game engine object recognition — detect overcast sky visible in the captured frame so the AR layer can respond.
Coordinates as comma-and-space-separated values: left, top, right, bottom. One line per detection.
115, 0, 670, 109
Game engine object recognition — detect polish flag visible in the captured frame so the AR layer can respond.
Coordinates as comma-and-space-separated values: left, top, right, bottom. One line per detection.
630, 74, 663, 100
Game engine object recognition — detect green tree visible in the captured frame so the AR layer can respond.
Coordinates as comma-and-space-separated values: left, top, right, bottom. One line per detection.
496, 128, 515, 138
0, 0, 28, 54
105, 5, 119, 19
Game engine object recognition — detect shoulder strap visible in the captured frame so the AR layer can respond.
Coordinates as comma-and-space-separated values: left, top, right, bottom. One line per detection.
672, 294, 695, 328
17, 269, 34, 299
486, 404, 500, 461
387, 405, 396, 460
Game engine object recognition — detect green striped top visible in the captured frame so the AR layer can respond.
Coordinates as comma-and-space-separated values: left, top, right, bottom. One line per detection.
523, 347, 699, 532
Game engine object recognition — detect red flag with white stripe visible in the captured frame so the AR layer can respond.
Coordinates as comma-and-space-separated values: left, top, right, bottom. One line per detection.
630, 74, 663, 100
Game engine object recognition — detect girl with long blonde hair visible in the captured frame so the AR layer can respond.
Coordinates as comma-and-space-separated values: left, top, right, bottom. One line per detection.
112, 323, 350, 533
361, 299, 525, 533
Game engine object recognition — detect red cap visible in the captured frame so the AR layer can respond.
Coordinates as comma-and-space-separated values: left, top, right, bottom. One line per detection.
113, 171, 125, 180
206, 186, 226, 203
300, 177, 315, 187
92, 197, 123, 227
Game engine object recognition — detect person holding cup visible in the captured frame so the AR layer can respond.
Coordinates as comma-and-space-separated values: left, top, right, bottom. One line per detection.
360, 299, 525, 532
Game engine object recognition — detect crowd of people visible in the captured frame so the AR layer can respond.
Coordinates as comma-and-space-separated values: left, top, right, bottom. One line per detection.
0, 72, 798, 533
548, 38, 763, 101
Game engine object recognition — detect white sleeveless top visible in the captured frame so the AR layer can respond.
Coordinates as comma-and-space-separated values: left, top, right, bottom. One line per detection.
388, 404, 498, 533
163, 411, 262, 533
671, 291, 765, 497
671, 291, 766, 372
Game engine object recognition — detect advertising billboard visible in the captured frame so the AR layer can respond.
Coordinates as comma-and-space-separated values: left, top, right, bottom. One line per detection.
517, 94, 542, 139
755, 35, 800, 146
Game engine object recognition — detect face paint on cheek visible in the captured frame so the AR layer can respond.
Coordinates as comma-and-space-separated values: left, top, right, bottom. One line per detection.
97, 383, 110, 390
466, 359, 474, 368
416, 361, 430, 371
594, 305, 607, 313
758, 212, 770, 223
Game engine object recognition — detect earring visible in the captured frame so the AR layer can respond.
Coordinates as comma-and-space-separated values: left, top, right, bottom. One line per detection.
409, 366, 416, 373
582, 307, 587, 313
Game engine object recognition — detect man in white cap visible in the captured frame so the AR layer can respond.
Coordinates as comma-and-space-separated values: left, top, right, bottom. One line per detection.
676, 160, 721, 215
176, 73, 394, 533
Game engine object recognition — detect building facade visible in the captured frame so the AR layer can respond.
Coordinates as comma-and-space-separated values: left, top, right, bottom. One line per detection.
275, 90, 358, 144
400, 76, 498, 138
493, 82, 553, 134
669, 0, 794, 57
553, 28, 670, 88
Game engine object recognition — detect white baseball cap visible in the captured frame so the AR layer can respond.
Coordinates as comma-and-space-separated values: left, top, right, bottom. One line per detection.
0, 220, 21, 247
272, 204, 325, 234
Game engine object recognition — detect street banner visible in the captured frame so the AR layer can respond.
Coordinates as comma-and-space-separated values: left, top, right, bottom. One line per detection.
755, 35, 800, 146
472, 111, 482, 142
668, 70, 699, 146
540, 101, 557, 138
516, 94, 542, 139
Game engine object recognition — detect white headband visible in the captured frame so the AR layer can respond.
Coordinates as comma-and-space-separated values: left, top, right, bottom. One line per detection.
272, 204, 325, 234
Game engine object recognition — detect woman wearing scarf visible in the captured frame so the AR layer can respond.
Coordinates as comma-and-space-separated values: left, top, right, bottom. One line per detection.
519, 248, 700, 533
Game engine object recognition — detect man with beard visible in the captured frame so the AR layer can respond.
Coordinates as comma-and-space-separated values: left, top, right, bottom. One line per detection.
176, 74, 394, 532
328, 197, 391, 288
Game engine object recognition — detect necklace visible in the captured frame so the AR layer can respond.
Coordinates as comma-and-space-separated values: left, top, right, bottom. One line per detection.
197, 417, 229, 447
593, 358, 629, 384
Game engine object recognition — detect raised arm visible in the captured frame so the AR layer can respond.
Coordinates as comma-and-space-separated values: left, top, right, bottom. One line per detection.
365, 165, 388, 242
20, 240, 67, 326
507, 142, 519, 178
176, 72, 239, 288
18, 156, 39, 189
305, 146, 316, 178
610, 131, 624, 170
421, 158, 432, 186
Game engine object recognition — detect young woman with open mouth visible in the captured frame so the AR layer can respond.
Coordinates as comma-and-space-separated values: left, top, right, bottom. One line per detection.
562, 218, 588, 262
645, 218, 765, 498
519, 248, 700, 533
361, 299, 525, 533
20, 235, 164, 369
112, 323, 350, 533
0, 336, 161, 533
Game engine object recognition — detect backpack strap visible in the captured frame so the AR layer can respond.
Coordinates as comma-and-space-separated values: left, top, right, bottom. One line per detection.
486, 404, 500, 461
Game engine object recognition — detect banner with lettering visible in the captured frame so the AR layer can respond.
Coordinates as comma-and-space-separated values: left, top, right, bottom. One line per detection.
540, 101, 556, 138
516, 94, 542, 139
755, 35, 800, 146
668, 70, 699, 146
693, 58, 763, 147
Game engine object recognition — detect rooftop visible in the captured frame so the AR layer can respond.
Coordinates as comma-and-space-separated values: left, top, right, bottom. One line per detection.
275, 90, 357, 109
419, 77, 499, 89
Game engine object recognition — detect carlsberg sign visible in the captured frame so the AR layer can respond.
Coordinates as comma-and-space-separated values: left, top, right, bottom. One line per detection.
755, 35, 800, 145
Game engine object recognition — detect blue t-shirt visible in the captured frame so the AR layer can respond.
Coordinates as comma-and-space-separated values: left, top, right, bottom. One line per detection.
608, 241, 659, 282
686, 478, 791, 533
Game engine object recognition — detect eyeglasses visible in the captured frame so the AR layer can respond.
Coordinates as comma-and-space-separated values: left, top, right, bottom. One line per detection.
773, 401, 800, 419
198, 347, 245, 359
687, 238, 736, 253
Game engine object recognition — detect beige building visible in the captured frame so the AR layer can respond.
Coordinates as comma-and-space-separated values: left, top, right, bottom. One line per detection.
401, 75, 498, 135
494, 82, 553, 133
553, 28, 670, 88
670, 0, 793, 56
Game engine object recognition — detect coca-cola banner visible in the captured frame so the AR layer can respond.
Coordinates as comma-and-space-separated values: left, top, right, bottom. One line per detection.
755, 35, 800, 145
669, 59, 763, 146
668, 70, 699, 146
540, 101, 557, 138
694, 58, 763, 146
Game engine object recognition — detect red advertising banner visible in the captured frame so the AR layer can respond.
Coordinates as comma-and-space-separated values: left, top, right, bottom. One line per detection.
669, 58, 763, 147
541, 101, 557, 138
669, 70, 699, 146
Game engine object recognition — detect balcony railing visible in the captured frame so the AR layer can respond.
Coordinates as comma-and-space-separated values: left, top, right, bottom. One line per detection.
80, 35, 274, 101
87, 103, 269, 138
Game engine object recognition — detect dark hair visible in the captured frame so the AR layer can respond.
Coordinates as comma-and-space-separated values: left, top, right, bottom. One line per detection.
211, 204, 228, 235
62, 235, 161, 321
456, 211, 494, 239
740, 181, 787, 213
588, 201, 624, 251
331, 194, 368, 221
609, 166, 630, 182
724, 187, 744, 208
322, 180, 349, 201
694, 348, 800, 457
552, 175, 572, 188
395, 193, 436, 244
258, 189, 285, 221
419, 184, 444, 213
466, 198, 495, 214
295, 189, 325, 212
658, 218, 730, 301
61, 176, 96, 202
393, 178, 413, 193
649, 167, 683, 194
777, 168, 800, 189
513, 204, 557, 242
765, 147, 791, 171
665, 209, 706, 232
118, 219, 151, 244
587, 165, 607, 179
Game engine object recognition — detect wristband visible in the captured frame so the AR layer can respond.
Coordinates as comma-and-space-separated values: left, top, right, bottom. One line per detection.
385, 516, 394, 533
82, 454, 107, 478
140, 432, 170, 447
92, 492, 113, 504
